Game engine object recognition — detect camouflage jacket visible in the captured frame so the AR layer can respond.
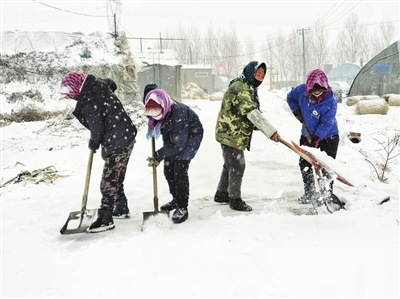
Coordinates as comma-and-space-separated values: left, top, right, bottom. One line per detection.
215, 80, 259, 150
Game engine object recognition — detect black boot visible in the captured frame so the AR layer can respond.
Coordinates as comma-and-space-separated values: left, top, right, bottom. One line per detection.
229, 197, 252, 211
299, 160, 316, 204
214, 190, 229, 203
160, 200, 177, 212
87, 208, 115, 233
172, 207, 189, 224
113, 203, 130, 219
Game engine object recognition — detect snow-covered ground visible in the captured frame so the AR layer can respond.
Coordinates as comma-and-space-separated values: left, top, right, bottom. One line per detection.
1, 86, 399, 297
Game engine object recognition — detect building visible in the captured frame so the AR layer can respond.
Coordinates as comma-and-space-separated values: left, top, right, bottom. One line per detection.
327, 62, 361, 85
181, 65, 214, 94
349, 40, 400, 96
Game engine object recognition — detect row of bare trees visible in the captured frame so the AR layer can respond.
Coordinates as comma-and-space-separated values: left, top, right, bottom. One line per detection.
159, 11, 397, 87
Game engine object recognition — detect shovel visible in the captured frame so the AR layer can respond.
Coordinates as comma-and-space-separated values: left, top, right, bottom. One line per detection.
141, 137, 170, 231
60, 149, 97, 235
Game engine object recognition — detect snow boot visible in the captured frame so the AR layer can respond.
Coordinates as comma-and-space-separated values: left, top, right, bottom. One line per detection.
298, 192, 316, 204
229, 197, 252, 212
214, 190, 229, 203
113, 203, 131, 219
171, 207, 189, 224
87, 208, 115, 233
160, 200, 178, 212
299, 164, 316, 204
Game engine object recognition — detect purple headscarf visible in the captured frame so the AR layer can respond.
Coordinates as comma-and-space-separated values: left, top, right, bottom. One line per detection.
144, 89, 174, 139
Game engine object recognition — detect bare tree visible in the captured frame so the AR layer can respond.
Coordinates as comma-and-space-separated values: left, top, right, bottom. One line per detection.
244, 35, 255, 62
308, 19, 329, 70
285, 31, 303, 85
186, 26, 203, 64
218, 28, 243, 81
164, 24, 189, 64
271, 31, 290, 89
372, 18, 396, 55
335, 11, 367, 64
202, 22, 219, 69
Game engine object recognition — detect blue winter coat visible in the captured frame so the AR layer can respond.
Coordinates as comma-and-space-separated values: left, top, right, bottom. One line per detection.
286, 84, 338, 139
156, 101, 204, 161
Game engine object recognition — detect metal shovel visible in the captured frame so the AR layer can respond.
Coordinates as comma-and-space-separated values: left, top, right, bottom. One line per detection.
142, 137, 170, 231
60, 149, 97, 235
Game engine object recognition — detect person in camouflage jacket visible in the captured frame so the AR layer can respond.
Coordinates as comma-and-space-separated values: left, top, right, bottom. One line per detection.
214, 61, 280, 212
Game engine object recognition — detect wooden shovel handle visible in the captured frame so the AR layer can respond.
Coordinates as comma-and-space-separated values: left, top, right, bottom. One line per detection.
81, 149, 94, 211
151, 137, 159, 212
278, 137, 314, 165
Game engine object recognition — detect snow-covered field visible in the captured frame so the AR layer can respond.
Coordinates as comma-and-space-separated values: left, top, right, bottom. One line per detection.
1, 86, 399, 298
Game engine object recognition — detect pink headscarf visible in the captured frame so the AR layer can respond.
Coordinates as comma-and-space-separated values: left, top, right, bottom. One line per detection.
144, 89, 174, 139
60, 72, 87, 98
305, 69, 330, 92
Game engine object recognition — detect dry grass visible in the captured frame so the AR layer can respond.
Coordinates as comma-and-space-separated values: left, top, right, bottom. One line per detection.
0, 107, 67, 127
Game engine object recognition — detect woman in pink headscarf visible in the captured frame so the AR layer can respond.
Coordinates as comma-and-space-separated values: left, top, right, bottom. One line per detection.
286, 69, 340, 206
60, 72, 137, 233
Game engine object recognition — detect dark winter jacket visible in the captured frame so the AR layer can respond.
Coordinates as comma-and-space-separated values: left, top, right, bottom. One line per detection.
72, 74, 137, 159
156, 101, 203, 161
286, 83, 338, 140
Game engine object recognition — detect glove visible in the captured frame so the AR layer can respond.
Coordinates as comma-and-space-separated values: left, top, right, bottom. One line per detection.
146, 156, 160, 167
270, 132, 280, 142
88, 139, 99, 153
307, 135, 321, 148
293, 109, 303, 123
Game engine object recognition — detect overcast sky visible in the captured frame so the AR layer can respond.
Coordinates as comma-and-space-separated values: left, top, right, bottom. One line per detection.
2, 0, 399, 50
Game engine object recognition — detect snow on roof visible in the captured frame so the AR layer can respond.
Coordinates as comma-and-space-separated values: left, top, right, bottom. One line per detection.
181, 64, 213, 69
1, 30, 107, 54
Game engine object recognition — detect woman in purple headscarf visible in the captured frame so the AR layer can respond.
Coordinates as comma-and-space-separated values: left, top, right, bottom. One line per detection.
286, 69, 339, 205
144, 89, 204, 224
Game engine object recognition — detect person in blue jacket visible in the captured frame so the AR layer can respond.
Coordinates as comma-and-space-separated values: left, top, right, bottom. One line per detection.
144, 89, 204, 224
286, 69, 339, 204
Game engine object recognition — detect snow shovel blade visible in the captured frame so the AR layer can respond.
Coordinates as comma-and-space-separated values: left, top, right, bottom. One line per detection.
141, 211, 171, 231
60, 208, 97, 235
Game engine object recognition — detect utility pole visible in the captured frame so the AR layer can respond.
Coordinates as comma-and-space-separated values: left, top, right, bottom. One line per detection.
269, 66, 274, 90
112, 13, 118, 40
297, 28, 309, 81
106, 0, 121, 40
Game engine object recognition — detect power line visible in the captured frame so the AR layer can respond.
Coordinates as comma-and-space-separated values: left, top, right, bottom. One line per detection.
324, 0, 362, 28
32, 0, 107, 17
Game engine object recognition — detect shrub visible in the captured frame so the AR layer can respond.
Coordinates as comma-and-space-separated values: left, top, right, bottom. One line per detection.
0, 106, 66, 125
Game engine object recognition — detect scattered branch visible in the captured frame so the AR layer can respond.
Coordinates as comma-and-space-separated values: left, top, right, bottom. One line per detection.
361, 133, 400, 182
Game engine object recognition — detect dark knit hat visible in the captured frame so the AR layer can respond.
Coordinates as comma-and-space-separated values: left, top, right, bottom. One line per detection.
143, 83, 158, 104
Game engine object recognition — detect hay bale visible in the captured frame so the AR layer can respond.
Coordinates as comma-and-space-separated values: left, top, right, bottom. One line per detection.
181, 82, 209, 100
346, 95, 381, 106
382, 94, 400, 106
355, 99, 389, 115
209, 92, 224, 101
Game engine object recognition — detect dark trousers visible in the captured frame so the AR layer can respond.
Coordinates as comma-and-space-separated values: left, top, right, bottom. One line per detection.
299, 134, 339, 194
100, 142, 134, 210
217, 144, 246, 199
164, 159, 191, 209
